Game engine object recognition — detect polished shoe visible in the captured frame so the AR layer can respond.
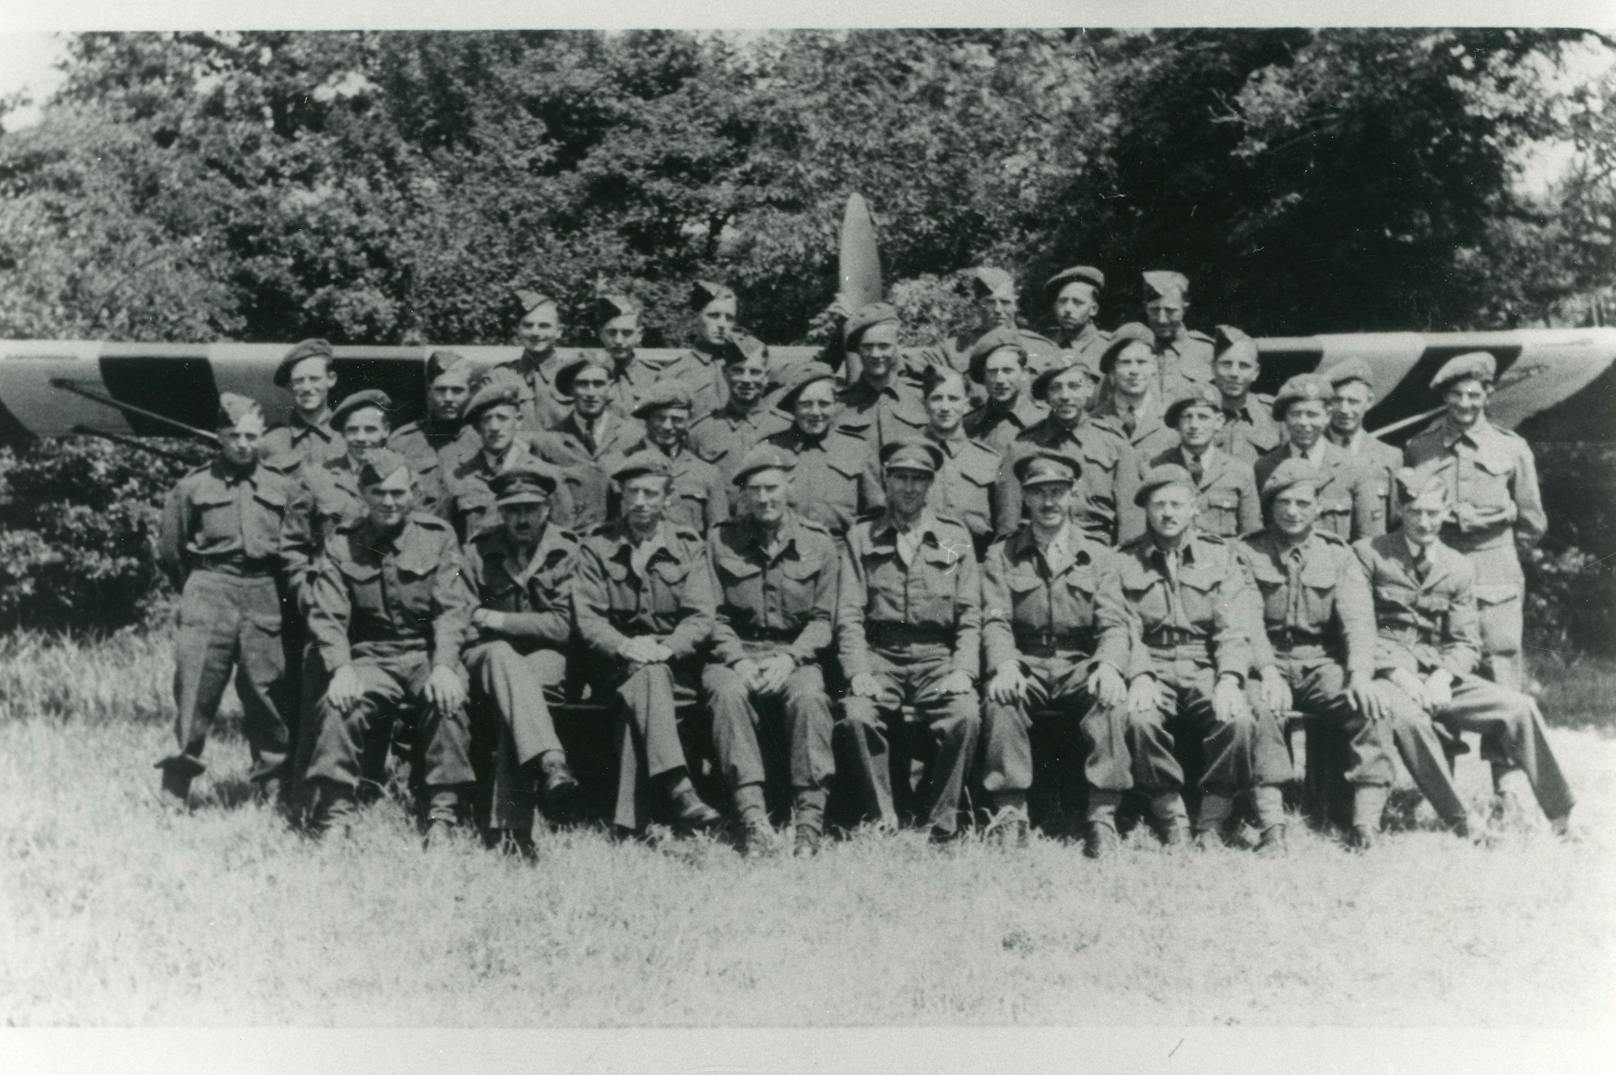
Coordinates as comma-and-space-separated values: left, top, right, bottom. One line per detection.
792, 825, 823, 857
1082, 821, 1119, 859
539, 754, 580, 808
668, 787, 722, 831
1255, 824, 1289, 856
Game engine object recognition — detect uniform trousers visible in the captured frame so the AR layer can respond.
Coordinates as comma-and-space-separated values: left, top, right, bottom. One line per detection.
593, 660, 702, 832
704, 658, 834, 797
465, 642, 567, 831
1126, 657, 1291, 798
980, 653, 1130, 798
835, 644, 981, 834
1467, 545, 1525, 692
1265, 651, 1395, 787
167, 570, 289, 782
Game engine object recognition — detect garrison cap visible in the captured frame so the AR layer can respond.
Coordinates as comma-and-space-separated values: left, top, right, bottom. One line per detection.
1163, 384, 1223, 427
1098, 322, 1157, 373
1260, 458, 1322, 501
1142, 270, 1189, 304
331, 389, 392, 429
1430, 351, 1496, 391
718, 333, 768, 367
1324, 357, 1374, 391
555, 352, 614, 398
513, 288, 555, 314
966, 266, 1016, 300
690, 280, 736, 311
731, 444, 796, 487
919, 363, 969, 397
593, 292, 641, 326
491, 462, 557, 505
775, 363, 839, 414
611, 450, 673, 484
1042, 265, 1106, 304
1212, 324, 1258, 365
966, 326, 1028, 383
843, 301, 901, 350
1133, 462, 1196, 506
1271, 373, 1333, 419
1031, 355, 1100, 401
879, 437, 945, 476
631, 380, 695, 418
464, 375, 521, 424
357, 448, 412, 488
274, 338, 334, 387
215, 392, 264, 430
425, 349, 473, 388
1394, 464, 1449, 503
1013, 449, 1080, 487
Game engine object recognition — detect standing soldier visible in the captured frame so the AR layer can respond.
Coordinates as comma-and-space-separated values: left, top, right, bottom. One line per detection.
572, 451, 723, 835
1116, 465, 1290, 851
282, 388, 398, 595
498, 288, 574, 433
963, 327, 1048, 453
1254, 374, 1384, 541
1210, 326, 1281, 465
615, 382, 730, 534
1356, 468, 1572, 835
388, 349, 480, 499
915, 267, 1063, 390
833, 302, 930, 450
1094, 324, 1181, 458
1324, 357, 1401, 530
1236, 460, 1396, 848
1012, 350, 1133, 544
260, 338, 344, 468
446, 371, 573, 542
1043, 265, 1112, 372
462, 463, 582, 857
302, 450, 477, 843
704, 446, 840, 856
657, 280, 743, 408
156, 394, 298, 807
688, 336, 791, 481
1403, 352, 1544, 694
835, 438, 983, 844
1131, 270, 1215, 399
1125, 384, 1260, 544
593, 293, 661, 415
529, 354, 642, 530
762, 365, 873, 538
979, 451, 1131, 854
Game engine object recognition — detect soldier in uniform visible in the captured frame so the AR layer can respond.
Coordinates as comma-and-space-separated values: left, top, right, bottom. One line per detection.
1324, 357, 1402, 530
156, 394, 298, 807
529, 354, 642, 530
656, 280, 743, 409
1126, 384, 1260, 544
572, 451, 723, 834
612, 382, 729, 534
915, 267, 1064, 388
260, 338, 345, 468
1093, 323, 1181, 459
703, 446, 840, 856
1254, 373, 1384, 542
462, 463, 582, 856
688, 335, 791, 481
388, 349, 481, 498
979, 451, 1131, 854
962, 326, 1048, 453
282, 388, 398, 594
1043, 265, 1112, 371
445, 371, 573, 542
1116, 464, 1290, 850
833, 302, 929, 451
835, 438, 983, 844
1403, 352, 1545, 694
762, 365, 873, 538
302, 450, 477, 842
1012, 349, 1133, 544
1210, 325, 1281, 464
594, 292, 661, 415
497, 288, 574, 433
1236, 460, 1396, 848
1112, 270, 1215, 401
1356, 468, 1572, 835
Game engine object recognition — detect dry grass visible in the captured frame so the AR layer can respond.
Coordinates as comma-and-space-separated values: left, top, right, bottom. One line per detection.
2, 629, 1614, 1027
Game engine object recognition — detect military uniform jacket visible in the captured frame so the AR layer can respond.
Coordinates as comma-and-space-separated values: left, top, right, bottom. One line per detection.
282, 454, 368, 602
761, 425, 872, 538
1128, 445, 1260, 543
572, 520, 715, 661
497, 348, 575, 432
835, 511, 982, 681
706, 511, 838, 666
1215, 394, 1282, 464
1114, 321, 1215, 400
981, 525, 1129, 670
1235, 529, 1376, 680
530, 411, 643, 531
305, 513, 474, 673
604, 440, 730, 535
1114, 532, 1255, 681
1328, 428, 1402, 530
605, 354, 663, 416
656, 345, 730, 413
687, 402, 792, 483
259, 409, 343, 471
963, 392, 1048, 454
1011, 414, 1134, 544
1353, 533, 1481, 678
446, 441, 574, 542
915, 327, 1063, 402
159, 459, 298, 587
833, 377, 929, 451
1055, 323, 1112, 373
1404, 418, 1546, 556
861, 431, 1013, 556
389, 417, 480, 513
464, 522, 580, 650
1254, 441, 1384, 542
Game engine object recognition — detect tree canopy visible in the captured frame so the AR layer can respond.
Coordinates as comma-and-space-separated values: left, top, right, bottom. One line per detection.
1, 28, 1611, 348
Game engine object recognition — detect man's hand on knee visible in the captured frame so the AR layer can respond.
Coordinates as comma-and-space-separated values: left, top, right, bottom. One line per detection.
426, 664, 466, 715
325, 664, 361, 713
1212, 673, 1249, 724
1128, 674, 1162, 721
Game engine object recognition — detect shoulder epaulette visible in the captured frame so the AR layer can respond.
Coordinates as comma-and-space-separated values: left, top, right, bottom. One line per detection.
1186, 329, 1214, 342
795, 515, 833, 537
1316, 529, 1347, 545
410, 511, 451, 529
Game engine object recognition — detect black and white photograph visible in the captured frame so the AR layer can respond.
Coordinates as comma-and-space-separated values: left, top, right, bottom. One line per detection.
1, 4, 1613, 1070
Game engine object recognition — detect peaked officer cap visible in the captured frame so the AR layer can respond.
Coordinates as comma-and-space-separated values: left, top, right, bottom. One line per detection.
331, 389, 392, 429
1133, 462, 1196, 506
491, 462, 557, 505
966, 326, 1029, 383
1430, 351, 1497, 391
879, 437, 945, 475
1013, 449, 1080, 487
274, 338, 334, 387
1271, 373, 1333, 420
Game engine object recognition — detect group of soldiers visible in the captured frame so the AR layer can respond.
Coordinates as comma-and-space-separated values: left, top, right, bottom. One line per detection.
154, 265, 1575, 859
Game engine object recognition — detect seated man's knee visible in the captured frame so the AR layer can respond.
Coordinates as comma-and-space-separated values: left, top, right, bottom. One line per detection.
702, 664, 752, 707
838, 697, 884, 733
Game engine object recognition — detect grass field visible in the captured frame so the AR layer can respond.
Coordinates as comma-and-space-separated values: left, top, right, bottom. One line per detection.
3, 629, 1615, 1027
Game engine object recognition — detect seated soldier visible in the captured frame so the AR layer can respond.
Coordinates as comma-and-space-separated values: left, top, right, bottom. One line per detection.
612, 383, 729, 534
688, 335, 790, 479
1118, 464, 1291, 851
388, 349, 481, 497
1011, 352, 1133, 545
704, 446, 839, 857
833, 302, 929, 451
963, 326, 1047, 453
530, 353, 643, 530
979, 451, 1130, 854
835, 438, 982, 844
463, 463, 582, 858
302, 450, 476, 844
446, 370, 573, 542
762, 365, 873, 538
1255, 374, 1384, 541
1125, 383, 1260, 543
573, 451, 723, 835
260, 338, 345, 468
1236, 460, 1396, 849
1209, 326, 1280, 465
1356, 468, 1574, 838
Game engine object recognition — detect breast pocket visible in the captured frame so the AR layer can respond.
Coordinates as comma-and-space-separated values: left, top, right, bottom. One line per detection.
1316, 491, 1353, 537
1197, 488, 1242, 538
395, 560, 437, 621
917, 549, 965, 625
1121, 572, 1169, 631
650, 557, 693, 617
191, 488, 238, 543
1248, 562, 1290, 625
671, 480, 712, 530
1060, 569, 1099, 627
714, 555, 764, 617
779, 556, 827, 619
338, 559, 385, 616
1177, 566, 1221, 626
1468, 454, 1515, 510
1299, 563, 1340, 630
